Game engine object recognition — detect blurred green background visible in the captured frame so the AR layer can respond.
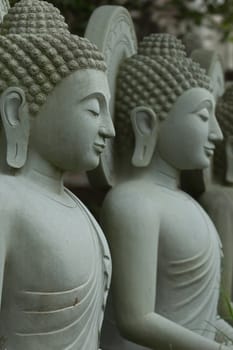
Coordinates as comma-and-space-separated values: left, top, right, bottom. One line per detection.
8, 0, 233, 42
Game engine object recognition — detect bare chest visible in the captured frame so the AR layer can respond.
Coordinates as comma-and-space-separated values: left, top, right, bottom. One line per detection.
6, 195, 103, 296
158, 189, 221, 264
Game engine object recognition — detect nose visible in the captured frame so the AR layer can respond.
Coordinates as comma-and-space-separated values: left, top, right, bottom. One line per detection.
99, 113, 115, 139
209, 113, 223, 142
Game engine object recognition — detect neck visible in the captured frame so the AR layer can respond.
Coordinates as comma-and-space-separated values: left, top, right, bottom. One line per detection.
150, 152, 180, 189
0, 130, 12, 174
130, 151, 180, 190
17, 148, 64, 195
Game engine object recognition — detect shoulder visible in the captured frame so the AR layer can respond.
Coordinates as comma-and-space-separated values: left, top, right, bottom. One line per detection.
104, 180, 157, 212
101, 181, 160, 235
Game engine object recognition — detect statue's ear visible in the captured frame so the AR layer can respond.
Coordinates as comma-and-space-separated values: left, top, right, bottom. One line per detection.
225, 135, 233, 183
0, 87, 29, 168
130, 106, 157, 167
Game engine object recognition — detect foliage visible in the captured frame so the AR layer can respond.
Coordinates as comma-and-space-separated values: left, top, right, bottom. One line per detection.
8, 0, 233, 42
160, 0, 233, 42
8, 0, 160, 38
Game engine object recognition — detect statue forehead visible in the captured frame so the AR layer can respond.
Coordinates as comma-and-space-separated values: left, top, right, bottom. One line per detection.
49, 69, 110, 101
168, 87, 215, 116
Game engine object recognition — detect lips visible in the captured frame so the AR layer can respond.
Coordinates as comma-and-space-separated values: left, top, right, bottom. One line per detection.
94, 142, 105, 153
204, 145, 215, 156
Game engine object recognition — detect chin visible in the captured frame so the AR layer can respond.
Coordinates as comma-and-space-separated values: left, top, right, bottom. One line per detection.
84, 157, 100, 172
192, 159, 210, 170
62, 157, 100, 173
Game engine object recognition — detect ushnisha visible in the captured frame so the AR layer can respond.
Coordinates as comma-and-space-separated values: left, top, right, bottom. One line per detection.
0, 1, 115, 349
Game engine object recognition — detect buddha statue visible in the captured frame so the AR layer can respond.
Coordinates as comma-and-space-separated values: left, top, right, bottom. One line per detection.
0, 0, 115, 349
179, 50, 233, 323
101, 33, 233, 350
199, 84, 233, 323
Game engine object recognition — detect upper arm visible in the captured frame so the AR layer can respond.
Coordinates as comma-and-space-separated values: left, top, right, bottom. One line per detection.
101, 187, 160, 331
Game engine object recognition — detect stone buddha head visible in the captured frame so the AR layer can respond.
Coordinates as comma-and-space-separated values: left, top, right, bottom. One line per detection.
0, 0, 115, 173
180, 49, 225, 196
115, 34, 222, 173
214, 84, 233, 184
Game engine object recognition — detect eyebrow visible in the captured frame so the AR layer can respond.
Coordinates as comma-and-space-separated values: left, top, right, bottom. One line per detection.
191, 99, 213, 113
80, 92, 107, 103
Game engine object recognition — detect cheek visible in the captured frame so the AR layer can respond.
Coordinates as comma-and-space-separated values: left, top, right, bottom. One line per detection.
79, 117, 99, 135
71, 116, 98, 141
183, 118, 209, 146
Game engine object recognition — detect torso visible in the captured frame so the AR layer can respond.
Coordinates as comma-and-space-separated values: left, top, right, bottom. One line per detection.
101, 181, 221, 349
0, 175, 111, 350
156, 185, 221, 338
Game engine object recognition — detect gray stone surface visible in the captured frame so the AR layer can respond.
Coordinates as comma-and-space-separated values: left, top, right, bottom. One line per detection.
0, 1, 115, 349
200, 84, 233, 322
85, 5, 137, 188
101, 33, 233, 350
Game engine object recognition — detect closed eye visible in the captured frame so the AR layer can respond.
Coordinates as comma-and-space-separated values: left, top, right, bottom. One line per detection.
87, 109, 99, 117
198, 113, 208, 122
197, 108, 209, 122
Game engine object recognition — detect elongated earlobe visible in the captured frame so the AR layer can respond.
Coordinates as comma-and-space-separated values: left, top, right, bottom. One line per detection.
131, 106, 157, 167
0, 87, 29, 168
